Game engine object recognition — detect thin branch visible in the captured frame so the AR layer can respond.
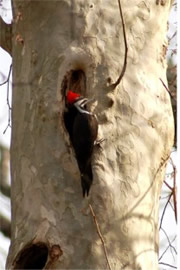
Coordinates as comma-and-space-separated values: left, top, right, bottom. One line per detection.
164, 180, 173, 191
111, 0, 128, 89
168, 30, 177, 43
159, 78, 176, 102
89, 204, 112, 270
169, 200, 175, 213
2, 64, 12, 134
0, 16, 12, 55
0, 63, 12, 86
159, 262, 177, 269
160, 194, 172, 200
159, 192, 173, 229
170, 158, 177, 223
159, 231, 176, 261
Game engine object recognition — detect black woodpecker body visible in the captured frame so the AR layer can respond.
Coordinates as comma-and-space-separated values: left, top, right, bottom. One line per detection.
64, 90, 98, 197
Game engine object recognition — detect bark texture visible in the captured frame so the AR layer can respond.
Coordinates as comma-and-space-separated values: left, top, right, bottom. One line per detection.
7, 1, 174, 269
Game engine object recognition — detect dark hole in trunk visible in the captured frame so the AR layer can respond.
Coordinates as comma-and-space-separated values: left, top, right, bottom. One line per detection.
62, 69, 87, 138
61, 69, 86, 100
13, 243, 48, 270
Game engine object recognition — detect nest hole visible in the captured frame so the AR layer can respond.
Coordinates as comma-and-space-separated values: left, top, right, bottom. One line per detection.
61, 69, 86, 99
62, 69, 87, 139
13, 242, 48, 270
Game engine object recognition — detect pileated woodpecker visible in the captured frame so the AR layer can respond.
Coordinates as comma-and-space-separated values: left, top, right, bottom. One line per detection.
64, 90, 98, 197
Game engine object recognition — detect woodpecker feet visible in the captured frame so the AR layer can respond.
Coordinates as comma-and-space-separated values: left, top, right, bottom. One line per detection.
94, 138, 105, 149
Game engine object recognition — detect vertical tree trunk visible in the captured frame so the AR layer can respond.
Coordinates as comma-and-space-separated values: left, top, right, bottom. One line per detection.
6, 1, 174, 269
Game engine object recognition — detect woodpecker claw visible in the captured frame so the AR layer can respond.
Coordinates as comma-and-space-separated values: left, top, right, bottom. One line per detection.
94, 138, 105, 149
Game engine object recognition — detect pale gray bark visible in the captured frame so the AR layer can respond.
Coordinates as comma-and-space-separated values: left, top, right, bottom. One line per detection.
6, 1, 174, 269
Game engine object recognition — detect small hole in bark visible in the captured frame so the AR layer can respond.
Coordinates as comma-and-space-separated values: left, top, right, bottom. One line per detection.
107, 77, 112, 84
13, 243, 48, 269
108, 98, 114, 107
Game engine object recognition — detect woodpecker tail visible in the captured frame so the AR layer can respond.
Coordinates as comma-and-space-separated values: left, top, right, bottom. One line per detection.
80, 163, 93, 197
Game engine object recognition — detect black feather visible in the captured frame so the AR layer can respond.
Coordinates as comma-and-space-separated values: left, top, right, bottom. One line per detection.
64, 98, 98, 196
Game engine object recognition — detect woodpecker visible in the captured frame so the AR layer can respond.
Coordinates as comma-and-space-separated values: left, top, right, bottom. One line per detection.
64, 90, 98, 197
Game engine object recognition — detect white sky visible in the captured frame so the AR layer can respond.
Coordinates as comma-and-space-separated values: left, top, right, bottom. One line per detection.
0, 51, 11, 269
0, 48, 12, 148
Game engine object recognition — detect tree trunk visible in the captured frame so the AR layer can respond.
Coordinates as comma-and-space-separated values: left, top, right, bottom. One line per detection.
6, 0, 174, 269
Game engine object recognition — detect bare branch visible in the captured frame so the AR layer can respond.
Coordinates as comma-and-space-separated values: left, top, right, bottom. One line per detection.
159, 228, 176, 261
159, 192, 173, 229
170, 158, 177, 223
0, 16, 12, 55
164, 180, 173, 191
0, 63, 12, 86
89, 204, 112, 270
2, 64, 12, 134
111, 0, 128, 89
159, 262, 177, 269
159, 78, 176, 102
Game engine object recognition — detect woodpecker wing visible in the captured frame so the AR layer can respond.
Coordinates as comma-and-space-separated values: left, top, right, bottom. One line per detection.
72, 113, 98, 167
72, 108, 98, 196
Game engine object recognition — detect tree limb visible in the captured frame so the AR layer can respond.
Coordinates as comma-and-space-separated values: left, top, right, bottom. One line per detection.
0, 17, 12, 55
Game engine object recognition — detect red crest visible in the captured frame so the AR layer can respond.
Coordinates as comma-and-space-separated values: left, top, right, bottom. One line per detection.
66, 90, 81, 104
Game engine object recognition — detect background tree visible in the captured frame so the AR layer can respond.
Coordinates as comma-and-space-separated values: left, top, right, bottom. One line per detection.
1, 0, 175, 269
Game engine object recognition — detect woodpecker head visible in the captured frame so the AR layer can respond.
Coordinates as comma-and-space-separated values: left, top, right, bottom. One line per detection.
66, 90, 81, 105
66, 90, 93, 115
